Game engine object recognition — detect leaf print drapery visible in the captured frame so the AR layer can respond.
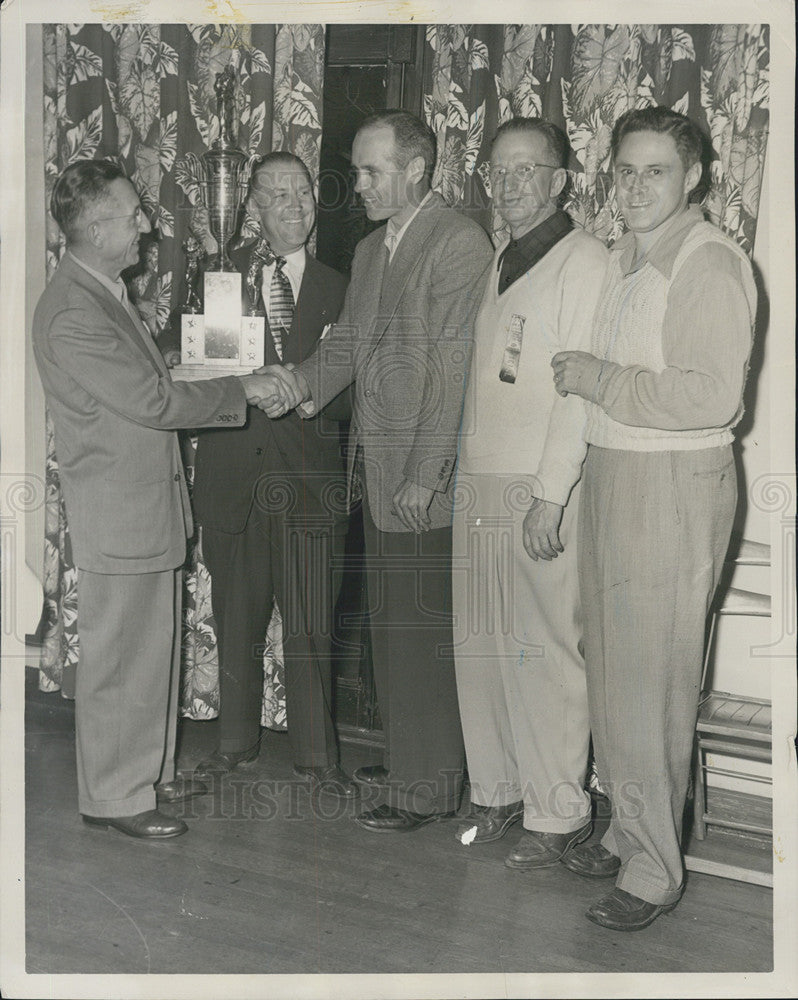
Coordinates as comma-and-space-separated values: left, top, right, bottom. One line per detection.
38, 23, 326, 730
424, 24, 769, 253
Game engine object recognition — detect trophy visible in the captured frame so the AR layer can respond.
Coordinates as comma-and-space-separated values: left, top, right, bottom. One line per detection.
173, 65, 264, 380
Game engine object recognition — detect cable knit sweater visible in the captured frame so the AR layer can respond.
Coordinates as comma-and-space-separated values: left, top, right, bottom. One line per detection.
458, 227, 608, 506
584, 206, 757, 451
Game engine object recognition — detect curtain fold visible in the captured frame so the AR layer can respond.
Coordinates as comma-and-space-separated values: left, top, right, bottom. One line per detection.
38, 23, 326, 730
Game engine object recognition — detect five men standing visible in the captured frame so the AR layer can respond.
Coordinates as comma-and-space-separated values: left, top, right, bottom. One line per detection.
36, 101, 757, 934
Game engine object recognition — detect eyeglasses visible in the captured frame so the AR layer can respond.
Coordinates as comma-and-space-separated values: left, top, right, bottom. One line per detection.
89, 206, 147, 227
488, 163, 558, 184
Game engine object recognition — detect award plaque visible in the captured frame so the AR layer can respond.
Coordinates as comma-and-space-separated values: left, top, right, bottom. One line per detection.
172, 65, 264, 381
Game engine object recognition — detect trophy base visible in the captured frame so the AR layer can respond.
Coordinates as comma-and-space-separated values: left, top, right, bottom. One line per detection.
171, 363, 257, 382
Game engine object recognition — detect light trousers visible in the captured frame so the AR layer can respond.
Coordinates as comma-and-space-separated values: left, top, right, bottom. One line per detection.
453, 472, 591, 834
579, 445, 737, 905
75, 568, 181, 817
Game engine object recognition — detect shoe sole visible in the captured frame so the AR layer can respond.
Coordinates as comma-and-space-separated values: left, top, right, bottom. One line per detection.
585, 900, 677, 931
456, 810, 524, 844
156, 788, 210, 804
504, 823, 592, 870
82, 816, 186, 839
354, 812, 455, 834
560, 856, 621, 879
292, 767, 361, 799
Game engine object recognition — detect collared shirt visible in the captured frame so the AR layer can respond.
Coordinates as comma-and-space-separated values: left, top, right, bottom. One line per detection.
614, 203, 707, 278
384, 189, 434, 261
497, 209, 573, 293
69, 250, 128, 305
260, 246, 306, 321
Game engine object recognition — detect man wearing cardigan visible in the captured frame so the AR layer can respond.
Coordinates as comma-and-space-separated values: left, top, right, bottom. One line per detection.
451, 118, 608, 866
264, 111, 494, 831
553, 107, 756, 930
181, 152, 355, 798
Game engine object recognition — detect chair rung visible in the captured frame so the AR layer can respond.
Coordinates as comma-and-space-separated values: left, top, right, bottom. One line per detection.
716, 587, 771, 616
701, 814, 772, 837
697, 737, 771, 759
702, 763, 772, 783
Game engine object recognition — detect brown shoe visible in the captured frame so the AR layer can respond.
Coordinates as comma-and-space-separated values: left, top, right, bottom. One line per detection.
194, 745, 260, 780
354, 804, 455, 833
156, 776, 209, 804
586, 888, 678, 931
82, 808, 187, 839
293, 763, 360, 800
504, 821, 591, 870
561, 842, 621, 879
455, 802, 523, 845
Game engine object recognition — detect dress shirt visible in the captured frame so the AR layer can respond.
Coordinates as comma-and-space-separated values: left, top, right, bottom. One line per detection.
384, 189, 434, 261
69, 251, 129, 306
497, 209, 573, 293
260, 246, 305, 323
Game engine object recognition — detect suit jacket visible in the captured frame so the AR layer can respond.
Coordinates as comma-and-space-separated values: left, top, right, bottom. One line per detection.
298, 192, 494, 532
32, 252, 247, 575
192, 243, 350, 535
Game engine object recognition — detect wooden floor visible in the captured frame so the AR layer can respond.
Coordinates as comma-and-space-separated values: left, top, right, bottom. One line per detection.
24, 668, 773, 976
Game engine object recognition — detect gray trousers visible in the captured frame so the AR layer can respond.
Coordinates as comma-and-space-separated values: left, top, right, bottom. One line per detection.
453, 472, 591, 833
75, 568, 181, 817
579, 445, 736, 904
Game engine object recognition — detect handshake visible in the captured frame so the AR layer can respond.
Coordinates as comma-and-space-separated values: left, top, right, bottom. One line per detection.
240, 364, 310, 418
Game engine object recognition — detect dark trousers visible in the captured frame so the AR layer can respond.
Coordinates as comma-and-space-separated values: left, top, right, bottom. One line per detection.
203, 508, 346, 767
362, 500, 465, 815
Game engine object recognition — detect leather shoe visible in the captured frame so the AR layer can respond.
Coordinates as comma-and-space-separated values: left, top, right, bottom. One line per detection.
354, 803, 455, 833
194, 745, 259, 779
156, 776, 209, 804
82, 808, 187, 839
455, 801, 523, 845
504, 821, 591, 869
293, 763, 360, 800
353, 764, 390, 786
561, 842, 621, 879
586, 888, 678, 931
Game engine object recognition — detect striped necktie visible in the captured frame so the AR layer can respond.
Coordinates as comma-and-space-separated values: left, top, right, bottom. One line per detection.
269, 254, 294, 360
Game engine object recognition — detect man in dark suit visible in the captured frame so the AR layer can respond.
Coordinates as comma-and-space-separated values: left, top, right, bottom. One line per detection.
32, 159, 297, 839
183, 152, 355, 797
267, 112, 495, 831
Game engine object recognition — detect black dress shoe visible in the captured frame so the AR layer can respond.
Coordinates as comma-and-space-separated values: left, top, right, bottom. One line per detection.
504, 821, 592, 869
586, 888, 678, 931
561, 842, 621, 879
353, 764, 390, 786
82, 808, 187, 839
354, 803, 455, 833
293, 764, 360, 799
455, 801, 524, 844
194, 745, 259, 780
156, 776, 210, 804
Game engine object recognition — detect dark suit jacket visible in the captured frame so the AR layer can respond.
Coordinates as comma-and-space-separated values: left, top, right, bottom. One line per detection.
32, 252, 247, 575
190, 243, 350, 535
298, 193, 494, 532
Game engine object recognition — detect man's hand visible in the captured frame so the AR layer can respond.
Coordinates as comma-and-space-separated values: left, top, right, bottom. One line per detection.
163, 348, 181, 369
240, 366, 305, 418
551, 350, 604, 402
391, 479, 435, 533
522, 498, 564, 561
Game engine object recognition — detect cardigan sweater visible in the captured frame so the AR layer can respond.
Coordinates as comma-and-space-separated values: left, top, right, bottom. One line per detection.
584, 207, 757, 451
458, 227, 608, 506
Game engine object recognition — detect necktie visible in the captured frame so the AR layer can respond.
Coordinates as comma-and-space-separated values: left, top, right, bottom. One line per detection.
269, 255, 294, 360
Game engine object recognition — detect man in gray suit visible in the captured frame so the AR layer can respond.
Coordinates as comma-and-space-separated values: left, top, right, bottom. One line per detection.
32, 159, 297, 840
267, 111, 494, 831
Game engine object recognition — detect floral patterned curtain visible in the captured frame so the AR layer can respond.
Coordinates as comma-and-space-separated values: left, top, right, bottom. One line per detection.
424, 23, 769, 254
38, 23, 326, 731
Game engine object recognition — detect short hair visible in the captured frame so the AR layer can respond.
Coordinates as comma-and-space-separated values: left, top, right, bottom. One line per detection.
611, 106, 704, 170
357, 110, 437, 182
50, 159, 126, 244
250, 150, 314, 197
491, 117, 570, 169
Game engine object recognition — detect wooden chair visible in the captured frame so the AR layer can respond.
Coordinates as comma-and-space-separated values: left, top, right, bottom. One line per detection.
685, 539, 772, 887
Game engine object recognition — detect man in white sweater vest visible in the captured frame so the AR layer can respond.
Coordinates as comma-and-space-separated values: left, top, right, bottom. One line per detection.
452, 119, 608, 866
552, 107, 756, 931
